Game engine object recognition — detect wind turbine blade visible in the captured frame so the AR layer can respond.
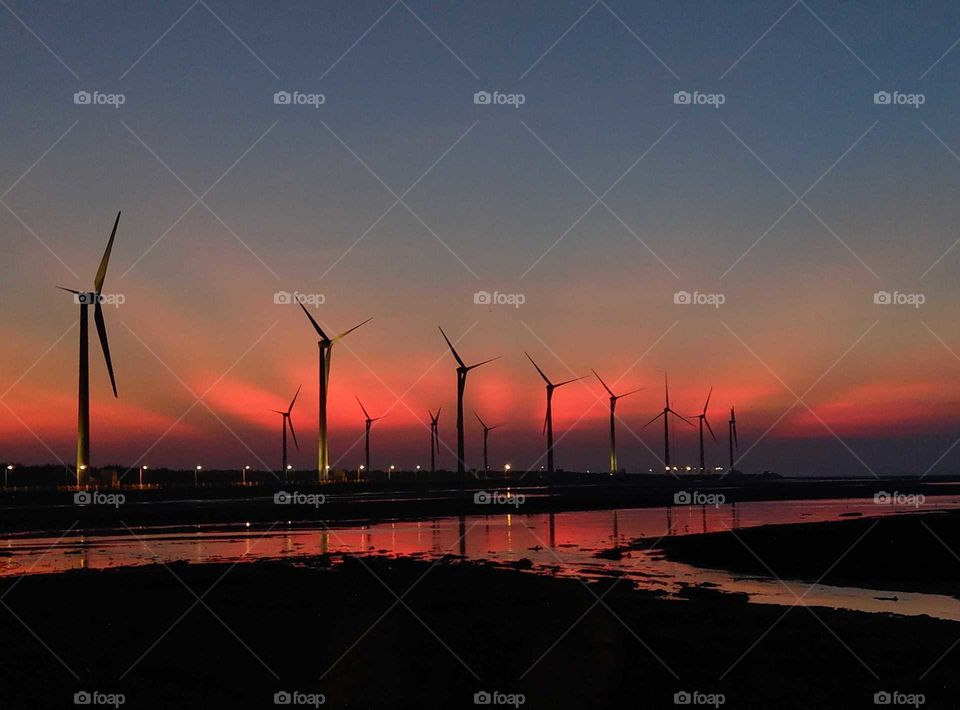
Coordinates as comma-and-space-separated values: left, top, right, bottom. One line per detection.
474, 411, 486, 429
669, 409, 696, 428
93, 301, 118, 397
288, 415, 300, 450
94, 211, 120, 293
525, 352, 551, 385
592, 369, 615, 397
334, 317, 372, 342
704, 417, 717, 443
664, 373, 670, 409
466, 356, 500, 371
641, 411, 665, 429
355, 396, 370, 420
541, 412, 548, 436
733, 422, 739, 449
288, 384, 302, 413
555, 375, 587, 388
298, 302, 329, 340
371, 415, 386, 423
270, 409, 286, 415
57, 286, 82, 295
620, 387, 644, 399
703, 387, 713, 415
438, 327, 466, 368
488, 424, 501, 431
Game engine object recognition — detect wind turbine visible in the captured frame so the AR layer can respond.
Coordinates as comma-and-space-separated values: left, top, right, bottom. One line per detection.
592, 369, 643, 474
298, 304, 371, 480
428, 408, 441, 473
356, 396, 385, 475
438, 327, 499, 475
641, 374, 694, 472
474, 411, 500, 474
692, 388, 717, 473
58, 212, 120, 486
525, 353, 585, 474
728, 406, 739, 472
270, 385, 301, 477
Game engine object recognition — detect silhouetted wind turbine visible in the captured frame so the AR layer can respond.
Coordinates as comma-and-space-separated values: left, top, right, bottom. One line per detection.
728, 406, 739, 472
356, 396, 385, 475
474, 411, 500, 473
57, 212, 120, 485
641, 374, 694, 472
525, 353, 585, 474
298, 305, 371, 480
692, 388, 717, 473
271, 385, 301, 477
592, 369, 643, 474
439, 327, 499, 475
428, 408, 441, 473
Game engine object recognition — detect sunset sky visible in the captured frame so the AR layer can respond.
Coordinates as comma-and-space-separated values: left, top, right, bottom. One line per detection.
4, 1, 960, 475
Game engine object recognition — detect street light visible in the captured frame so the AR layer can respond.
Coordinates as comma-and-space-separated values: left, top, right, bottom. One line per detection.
285, 464, 292, 482
195, 465, 202, 486
78, 464, 87, 487
4, 465, 12, 487
389, 465, 395, 481
139, 465, 148, 487
243, 465, 251, 485
504, 463, 511, 473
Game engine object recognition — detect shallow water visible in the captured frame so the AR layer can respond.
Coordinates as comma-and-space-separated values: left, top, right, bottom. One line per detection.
2, 494, 959, 621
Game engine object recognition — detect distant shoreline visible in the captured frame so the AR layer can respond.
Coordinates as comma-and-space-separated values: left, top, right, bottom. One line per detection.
1, 473, 958, 535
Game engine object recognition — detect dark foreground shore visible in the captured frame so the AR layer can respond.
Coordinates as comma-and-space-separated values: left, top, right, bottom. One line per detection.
1, 552, 956, 709
651, 509, 960, 598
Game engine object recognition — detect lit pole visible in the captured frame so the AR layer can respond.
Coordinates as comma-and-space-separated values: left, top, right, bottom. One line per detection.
195, 465, 202, 487
243, 465, 250, 485
139, 465, 147, 486
4, 465, 12, 487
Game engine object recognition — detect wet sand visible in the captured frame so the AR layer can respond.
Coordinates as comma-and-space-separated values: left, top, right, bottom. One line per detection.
2, 553, 957, 709
651, 509, 960, 598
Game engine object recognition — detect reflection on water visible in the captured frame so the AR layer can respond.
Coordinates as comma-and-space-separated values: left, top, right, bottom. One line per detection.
2, 496, 959, 621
